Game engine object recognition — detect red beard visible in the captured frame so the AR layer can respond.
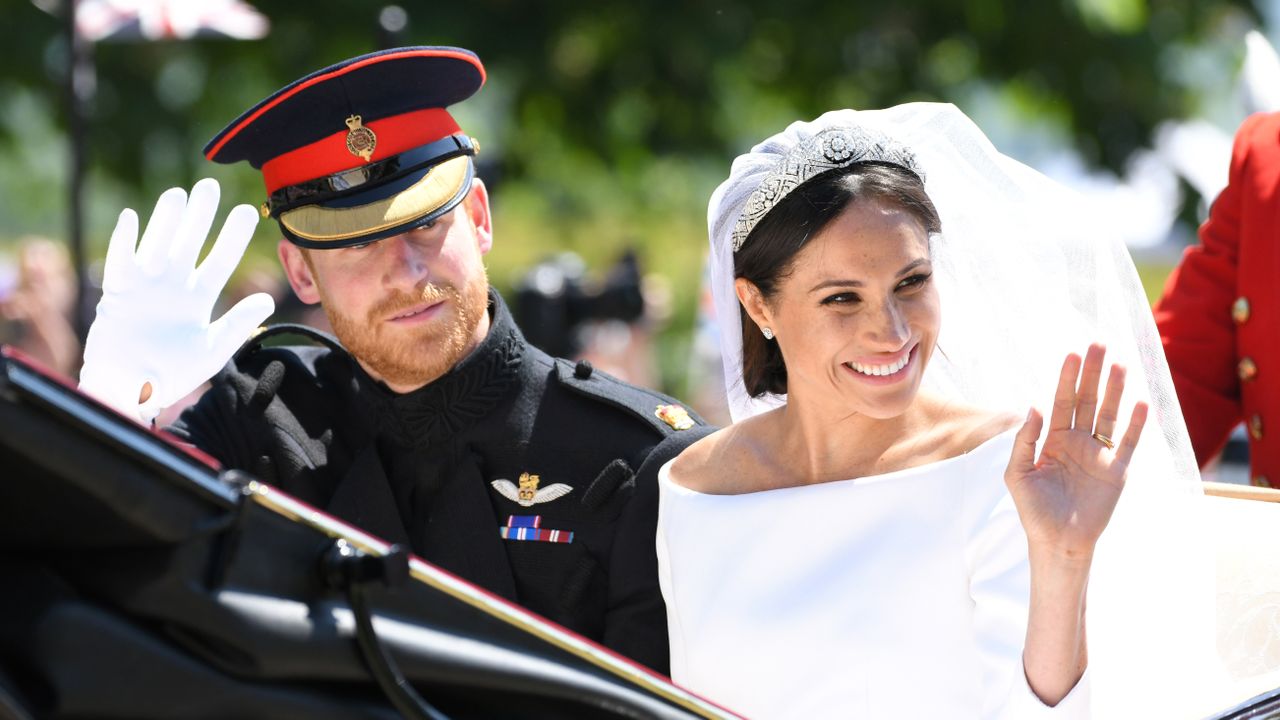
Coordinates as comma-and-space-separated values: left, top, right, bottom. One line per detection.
321, 271, 489, 389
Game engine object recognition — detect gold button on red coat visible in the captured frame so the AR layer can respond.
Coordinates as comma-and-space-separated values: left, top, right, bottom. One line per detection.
1251, 475, 1271, 488
1239, 357, 1258, 382
1232, 296, 1251, 324
1250, 414, 1264, 441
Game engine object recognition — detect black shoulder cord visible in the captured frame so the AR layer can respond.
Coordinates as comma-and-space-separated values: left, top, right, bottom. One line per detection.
321, 539, 451, 720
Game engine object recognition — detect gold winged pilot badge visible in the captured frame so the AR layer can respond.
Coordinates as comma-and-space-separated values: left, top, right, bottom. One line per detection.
490, 472, 573, 508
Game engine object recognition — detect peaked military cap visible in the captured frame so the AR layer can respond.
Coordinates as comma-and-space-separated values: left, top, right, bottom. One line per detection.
204, 46, 485, 249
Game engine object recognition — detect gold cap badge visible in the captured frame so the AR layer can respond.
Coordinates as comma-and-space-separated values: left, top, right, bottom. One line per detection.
655, 404, 695, 431
345, 115, 377, 162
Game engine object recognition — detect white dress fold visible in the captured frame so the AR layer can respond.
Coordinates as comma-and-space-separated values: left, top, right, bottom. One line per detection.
656, 429, 1089, 719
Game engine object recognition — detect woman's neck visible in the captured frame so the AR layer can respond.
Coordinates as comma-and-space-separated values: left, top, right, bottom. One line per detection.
771, 390, 942, 485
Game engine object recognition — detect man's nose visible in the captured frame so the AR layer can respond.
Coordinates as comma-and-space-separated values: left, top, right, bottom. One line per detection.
382, 233, 430, 288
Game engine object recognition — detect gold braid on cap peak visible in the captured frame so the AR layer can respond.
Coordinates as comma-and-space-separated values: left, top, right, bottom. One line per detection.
731, 126, 924, 252
279, 155, 470, 243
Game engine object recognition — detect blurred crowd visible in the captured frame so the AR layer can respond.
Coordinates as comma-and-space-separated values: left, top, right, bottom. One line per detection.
0, 237, 81, 378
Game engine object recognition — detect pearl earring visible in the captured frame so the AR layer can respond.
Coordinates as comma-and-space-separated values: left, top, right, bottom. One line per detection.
762, 327, 774, 340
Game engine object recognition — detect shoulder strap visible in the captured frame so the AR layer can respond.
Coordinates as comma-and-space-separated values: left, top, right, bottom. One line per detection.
552, 358, 706, 438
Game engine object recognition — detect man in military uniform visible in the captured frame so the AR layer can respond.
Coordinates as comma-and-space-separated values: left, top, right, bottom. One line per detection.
77, 46, 709, 673
1155, 111, 1279, 488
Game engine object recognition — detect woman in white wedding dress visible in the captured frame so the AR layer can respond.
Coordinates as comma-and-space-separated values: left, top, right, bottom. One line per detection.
656, 104, 1216, 719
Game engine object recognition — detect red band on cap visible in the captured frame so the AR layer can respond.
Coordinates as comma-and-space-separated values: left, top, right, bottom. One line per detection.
260, 108, 461, 194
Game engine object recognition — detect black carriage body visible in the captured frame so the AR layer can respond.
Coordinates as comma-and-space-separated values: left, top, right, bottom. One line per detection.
0, 348, 732, 720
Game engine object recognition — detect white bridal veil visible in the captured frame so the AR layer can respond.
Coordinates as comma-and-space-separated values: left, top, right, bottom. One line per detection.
706, 103, 1276, 717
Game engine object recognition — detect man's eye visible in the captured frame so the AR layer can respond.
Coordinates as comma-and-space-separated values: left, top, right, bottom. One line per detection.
347, 242, 373, 251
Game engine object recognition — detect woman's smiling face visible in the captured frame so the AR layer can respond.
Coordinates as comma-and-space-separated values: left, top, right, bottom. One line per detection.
738, 197, 939, 419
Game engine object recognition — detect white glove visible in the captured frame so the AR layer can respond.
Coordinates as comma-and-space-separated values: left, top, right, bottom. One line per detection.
79, 178, 275, 424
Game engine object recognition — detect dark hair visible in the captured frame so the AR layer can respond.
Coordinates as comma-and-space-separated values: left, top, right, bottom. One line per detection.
736, 162, 941, 397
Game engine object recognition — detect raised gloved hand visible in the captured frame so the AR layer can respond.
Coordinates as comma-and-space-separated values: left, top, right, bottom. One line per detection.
79, 178, 275, 424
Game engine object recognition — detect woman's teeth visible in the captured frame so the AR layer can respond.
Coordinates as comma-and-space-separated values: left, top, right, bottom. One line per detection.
847, 352, 910, 377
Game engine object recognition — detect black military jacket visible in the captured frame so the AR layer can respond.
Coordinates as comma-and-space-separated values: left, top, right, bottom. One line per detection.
170, 291, 710, 672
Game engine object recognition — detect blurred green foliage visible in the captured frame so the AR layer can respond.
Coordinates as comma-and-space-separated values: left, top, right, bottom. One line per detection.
0, 0, 1260, 398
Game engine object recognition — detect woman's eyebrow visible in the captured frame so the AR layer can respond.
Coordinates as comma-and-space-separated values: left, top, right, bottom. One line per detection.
896, 258, 930, 276
809, 278, 863, 292
807, 258, 929, 293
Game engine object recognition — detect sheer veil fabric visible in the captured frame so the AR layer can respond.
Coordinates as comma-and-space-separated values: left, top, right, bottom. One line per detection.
705, 103, 1274, 716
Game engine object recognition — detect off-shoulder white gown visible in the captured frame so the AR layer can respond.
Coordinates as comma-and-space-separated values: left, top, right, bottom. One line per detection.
656, 429, 1089, 719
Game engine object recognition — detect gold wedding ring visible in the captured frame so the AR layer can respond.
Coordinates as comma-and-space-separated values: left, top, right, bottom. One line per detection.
1092, 432, 1115, 450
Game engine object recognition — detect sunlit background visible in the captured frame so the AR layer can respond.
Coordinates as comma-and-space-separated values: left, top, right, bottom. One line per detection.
1, 0, 1277, 424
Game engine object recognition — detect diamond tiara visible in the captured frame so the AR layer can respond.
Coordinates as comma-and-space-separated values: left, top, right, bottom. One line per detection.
731, 126, 924, 252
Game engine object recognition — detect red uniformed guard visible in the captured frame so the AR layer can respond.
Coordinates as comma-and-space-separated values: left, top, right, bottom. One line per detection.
1154, 111, 1280, 488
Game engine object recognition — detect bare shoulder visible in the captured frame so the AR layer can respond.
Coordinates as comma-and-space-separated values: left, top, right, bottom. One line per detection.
921, 398, 1021, 457
665, 430, 721, 492
958, 409, 1022, 452
666, 414, 777, 495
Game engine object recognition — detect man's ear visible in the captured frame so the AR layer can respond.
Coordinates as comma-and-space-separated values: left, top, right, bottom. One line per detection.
278, 240, 321, 305
462, 178, 493, 255
735, 277, 773, 334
